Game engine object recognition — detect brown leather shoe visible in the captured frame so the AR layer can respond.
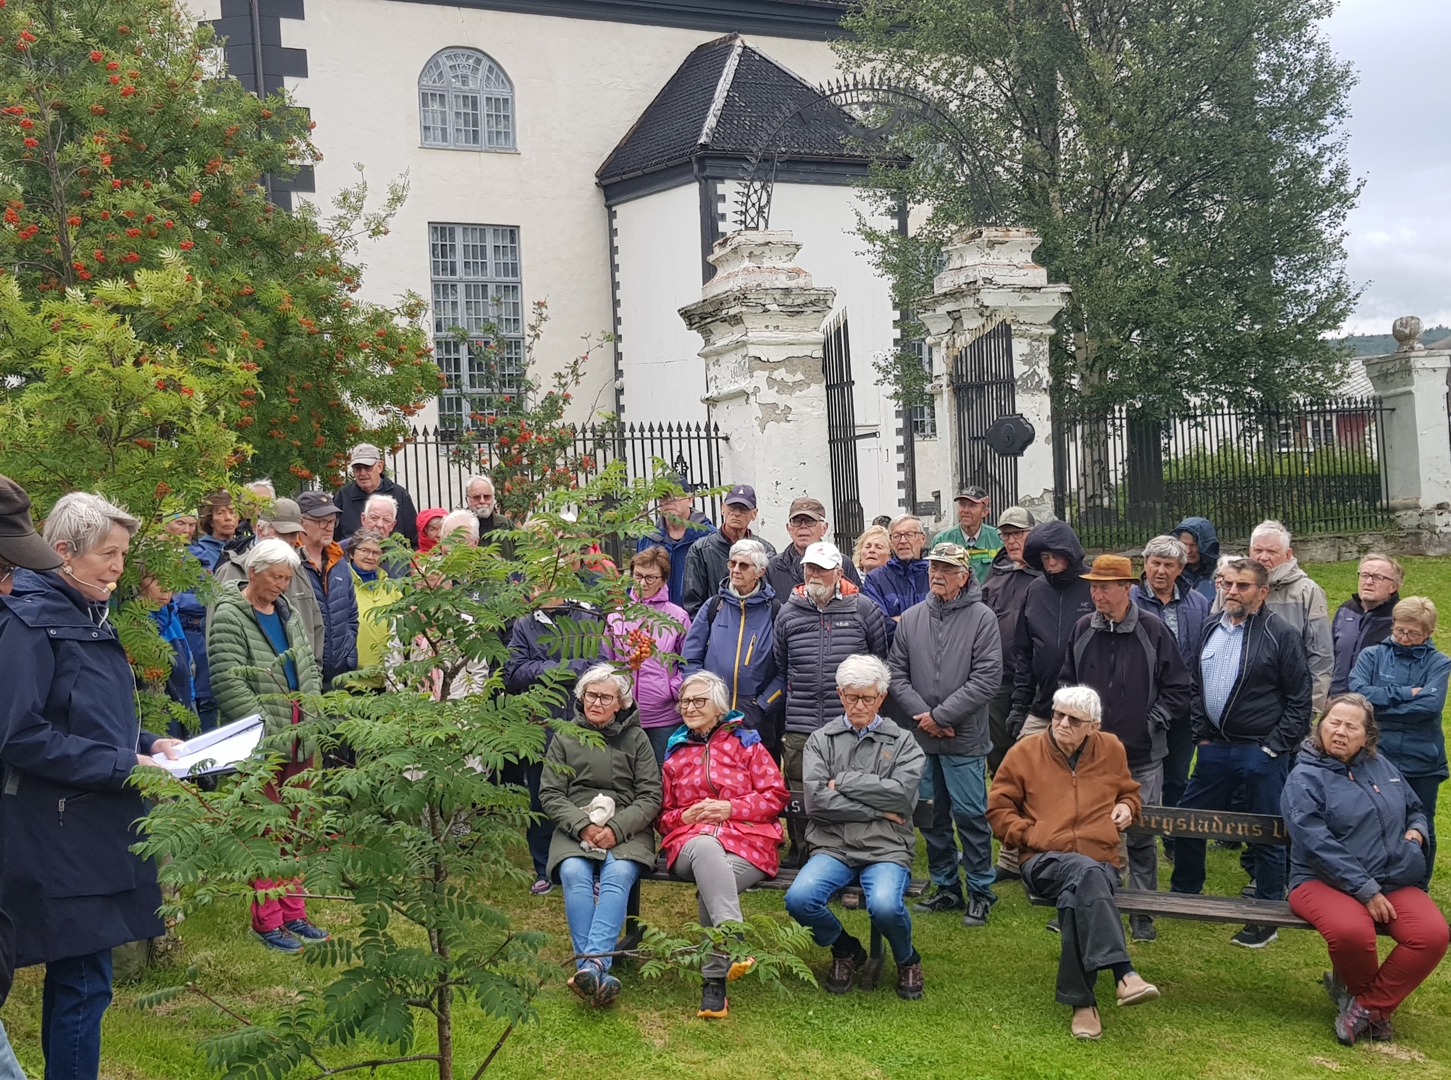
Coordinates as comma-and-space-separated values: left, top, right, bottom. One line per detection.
1116, 972, 1160, 1007
896, 961, 924, 1000
1071, 1006, 1102, 1040
826, 955, 858, 994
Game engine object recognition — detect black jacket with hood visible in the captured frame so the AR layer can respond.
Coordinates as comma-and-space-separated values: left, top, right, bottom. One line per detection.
1173, 517, 1221, 602
1010, 521, 1094, 722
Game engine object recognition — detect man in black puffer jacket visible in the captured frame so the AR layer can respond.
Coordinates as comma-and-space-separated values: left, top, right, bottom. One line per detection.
996, 519, 1094, 879
773, 541, 887, 865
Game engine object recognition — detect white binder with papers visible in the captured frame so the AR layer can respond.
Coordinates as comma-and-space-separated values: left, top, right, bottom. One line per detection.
152, 713, 266, 777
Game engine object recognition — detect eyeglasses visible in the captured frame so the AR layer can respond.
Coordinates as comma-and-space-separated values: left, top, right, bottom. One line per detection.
632, 572, 662, 584
889, 530, 923, 541
1391, 626, 1429, 643
727, 559, 756, 570
1221, 580, 1260, 593
1357, 571, 1396, 586
679, 696, 710, 712
583, 691, 618, 706
1051, 710, 1093, 728
840, 692, 880, 707
789, 516, 820, 528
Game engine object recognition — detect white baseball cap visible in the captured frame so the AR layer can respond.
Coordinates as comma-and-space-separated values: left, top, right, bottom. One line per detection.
802, 540, 843, 570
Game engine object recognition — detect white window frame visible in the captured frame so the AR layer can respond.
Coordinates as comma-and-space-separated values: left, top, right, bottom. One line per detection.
418, 48, 516, 151
429, 223, 524, 432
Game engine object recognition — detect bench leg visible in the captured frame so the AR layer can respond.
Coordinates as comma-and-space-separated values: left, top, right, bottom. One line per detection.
860, 922, 885, 991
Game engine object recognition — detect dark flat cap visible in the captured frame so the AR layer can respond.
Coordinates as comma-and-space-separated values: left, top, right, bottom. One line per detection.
0, 475, 62, 570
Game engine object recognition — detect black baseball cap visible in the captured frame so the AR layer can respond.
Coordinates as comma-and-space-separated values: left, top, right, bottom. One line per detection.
296, 491, 341, 519
0, 475, 61, 570
954, 485, 990, 503
724, 484, 757, 509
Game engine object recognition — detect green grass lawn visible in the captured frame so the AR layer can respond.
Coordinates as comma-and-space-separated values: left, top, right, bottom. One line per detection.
5, 557, 1450, 1080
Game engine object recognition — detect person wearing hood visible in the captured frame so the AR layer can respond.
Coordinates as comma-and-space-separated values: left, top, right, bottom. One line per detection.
1330, 554, 1402, 696
1246, 520, 1333, 713
680, 538, 785, 751
982, 508, 1039, 771
765, 496, 862, 607
1173, 517, 1221, 602
603, 546, 692, 763
1282, 694, 1446, 1046
1349, 596, 1450, 888
540, 666, 662, 1010
658, 671, 790, 1020
637, 488, 715, 608
1131, 535, 1211, 820
682, 485, 777, 617
415, 507, 447, 553
773, 541, 888, 866
1061, 555, 1193, 941
862, 513, 930, 645
996, 520, 1095, 879
295, 491, 359, 689
888, 543, 1003, 927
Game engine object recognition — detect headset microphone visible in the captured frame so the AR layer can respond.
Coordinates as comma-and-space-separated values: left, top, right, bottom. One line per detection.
63, 565, 118, 593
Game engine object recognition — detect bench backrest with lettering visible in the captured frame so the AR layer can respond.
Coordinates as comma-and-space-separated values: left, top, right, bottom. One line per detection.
1127, 808, 1290, 846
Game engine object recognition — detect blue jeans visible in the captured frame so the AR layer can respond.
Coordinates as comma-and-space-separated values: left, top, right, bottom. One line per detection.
1169, 740, 1290, 901
784, 854, 916, 965
0, 1020, 24, 1080
557, 853, 642, 972
499, 757, 552, 879
919, 753, 996, 903
42, 949, 113, 1080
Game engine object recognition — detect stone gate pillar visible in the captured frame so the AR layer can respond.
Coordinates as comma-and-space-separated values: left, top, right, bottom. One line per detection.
679, 230, 837, 537
1363, 317, 1451, 530
916, 227, 1070, 523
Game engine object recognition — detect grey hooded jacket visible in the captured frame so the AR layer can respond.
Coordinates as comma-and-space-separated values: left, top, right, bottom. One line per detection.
1265, 558, 1333, 714
887, 579, 1003, 757
802, 715, 927, 869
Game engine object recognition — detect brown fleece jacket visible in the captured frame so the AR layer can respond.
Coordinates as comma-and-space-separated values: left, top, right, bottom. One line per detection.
987, 729, 1142, 867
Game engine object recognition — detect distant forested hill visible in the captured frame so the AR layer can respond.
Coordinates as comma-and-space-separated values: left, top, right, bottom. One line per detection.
1339, 325, 1451, 356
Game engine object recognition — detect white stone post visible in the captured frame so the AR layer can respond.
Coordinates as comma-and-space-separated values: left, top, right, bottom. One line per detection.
916, 227, 1070, 524
679, 230, 837, 536
1363, 317, 1451, 529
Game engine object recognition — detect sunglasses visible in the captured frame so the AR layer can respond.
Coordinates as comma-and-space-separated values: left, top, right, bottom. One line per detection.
1051, 709, 1093, 728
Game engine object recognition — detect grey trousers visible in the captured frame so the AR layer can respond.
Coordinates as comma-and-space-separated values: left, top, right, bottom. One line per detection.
1120, 760, 1164, 899
995, 713, 1052, 874
1022, 851, 1132, 1008
673, 834, 767, 978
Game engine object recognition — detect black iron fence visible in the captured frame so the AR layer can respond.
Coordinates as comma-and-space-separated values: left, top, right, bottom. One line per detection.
1052, 396, 1393, 550
385, 421, 727, 518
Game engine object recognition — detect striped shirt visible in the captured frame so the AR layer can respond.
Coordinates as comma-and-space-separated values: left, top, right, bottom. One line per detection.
1200, 613, 1247, 728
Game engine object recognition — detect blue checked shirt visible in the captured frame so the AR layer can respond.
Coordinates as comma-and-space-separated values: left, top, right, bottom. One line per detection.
1200, 613, 1246, 729
845, 714, 884, 739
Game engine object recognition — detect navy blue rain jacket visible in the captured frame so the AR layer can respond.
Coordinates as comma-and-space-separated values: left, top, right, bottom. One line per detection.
680, 581, 785, 735
1172, 517, 1221, 602
503, 602, 603, 721
1283, 741, 1430, 901
0, 570, 167, 966
1131, 579, 1210, 667
303, 543, 359, 686
175, 533, 226, 703
1349, 640, 1451, 780
1330, 593, 1398, 696
861, 555, 930, 645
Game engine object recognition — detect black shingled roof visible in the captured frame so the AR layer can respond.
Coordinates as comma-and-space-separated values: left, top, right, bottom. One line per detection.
597, 34, 870, 185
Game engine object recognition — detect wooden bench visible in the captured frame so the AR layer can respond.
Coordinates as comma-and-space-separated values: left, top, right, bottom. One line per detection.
1027, 808, 1319, 931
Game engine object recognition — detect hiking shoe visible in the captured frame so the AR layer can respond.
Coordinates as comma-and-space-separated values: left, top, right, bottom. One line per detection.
896, 962, 924, 1000
698, 978, 728, 1019
826, 954, 860, 994
1116, 972, 1160, 1006
568, 961, 601, 1003
994, 865, 1022, 882
1230, 924, 1278, 949
283, 918, 329, 942
593, 970, 622, 1008
911, 889, 964, 915
1071, 1006, 1102, 1040
255, 927, 303, 953
960, 896, 991, 928
1130, 915, 1157, 942
1240, 881, 1257, 899
1335, 998, 1382, 1046
1045, 917, 1061, 934
529, 877, 554, 895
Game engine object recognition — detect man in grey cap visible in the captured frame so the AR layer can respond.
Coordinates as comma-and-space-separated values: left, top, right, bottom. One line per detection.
210, 498, 325, 665
931, 486, 1002, 583
766, 495, 861, 603
0, 474, 62, 596
333, 442, 419, 548
682, 484, 777, 617
982, 507, 1038, 771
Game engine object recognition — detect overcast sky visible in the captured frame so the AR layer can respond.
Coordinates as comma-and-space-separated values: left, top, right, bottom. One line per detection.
1325, 0, 1451, 334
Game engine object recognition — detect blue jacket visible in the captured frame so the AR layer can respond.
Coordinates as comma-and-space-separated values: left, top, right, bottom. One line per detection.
862, 556, 929, 645
1131, 579, 1210, 667
502, 601, 603, 721
1172, 517, 1221, 602
1330, 593, 1398, 696
0, 570, 167, 966
302, 542, 359, 686
149, 598, 197, 721
1283, 742, 1429, 901
681, 581, 785, 737
175, 534, 227, 703
636, 513, 714, 608
1349, 640, 1451, 780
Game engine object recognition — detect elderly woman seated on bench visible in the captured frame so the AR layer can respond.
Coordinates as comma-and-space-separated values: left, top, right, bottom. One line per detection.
987, 684, 1159, 1040
658, 670, 790, 1020
1282, 692, 1448, 1047
784, 654, 927, 1001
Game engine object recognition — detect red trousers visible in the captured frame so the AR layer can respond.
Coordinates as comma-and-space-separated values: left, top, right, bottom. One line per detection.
251, 756, 311, 933
1289, 880, 1449, 1014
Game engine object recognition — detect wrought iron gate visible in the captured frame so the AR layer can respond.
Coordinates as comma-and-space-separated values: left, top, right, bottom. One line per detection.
950, 321, 1018, 506
823, 310, 864, 551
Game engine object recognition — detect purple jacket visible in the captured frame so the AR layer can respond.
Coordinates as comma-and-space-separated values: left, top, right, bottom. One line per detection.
604, 588, 692, 729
